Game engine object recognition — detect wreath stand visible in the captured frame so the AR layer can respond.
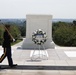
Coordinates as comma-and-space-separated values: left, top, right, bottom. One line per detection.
30, 44, 48, 61
30, 29, 48, 61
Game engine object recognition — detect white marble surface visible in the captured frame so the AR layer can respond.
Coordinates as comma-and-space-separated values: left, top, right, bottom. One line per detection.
22, 15, 55, 49
64, 51, 76, 57
1, 42, 76, 75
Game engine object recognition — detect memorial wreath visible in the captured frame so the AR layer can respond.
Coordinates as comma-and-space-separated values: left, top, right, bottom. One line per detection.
32, 29, 47, 45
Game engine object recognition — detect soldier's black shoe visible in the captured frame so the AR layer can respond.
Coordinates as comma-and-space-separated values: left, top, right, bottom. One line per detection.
9, 64, 17, 68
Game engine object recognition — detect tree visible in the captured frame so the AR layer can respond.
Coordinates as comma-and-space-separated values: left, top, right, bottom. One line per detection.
73, 20, 76, 25
0, 25, 21, 45
53, 22, 76, 46
10, 25, 21, 40
0, 25, 4, 45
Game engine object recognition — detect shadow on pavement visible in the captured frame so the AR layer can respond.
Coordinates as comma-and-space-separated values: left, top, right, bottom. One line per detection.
0, 65, 76, 70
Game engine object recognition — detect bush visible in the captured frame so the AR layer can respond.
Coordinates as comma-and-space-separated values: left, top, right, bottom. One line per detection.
10, 25, 21, 40
0, 25, 21, 45
53, 22, 76, 46
0, 25, 4, 45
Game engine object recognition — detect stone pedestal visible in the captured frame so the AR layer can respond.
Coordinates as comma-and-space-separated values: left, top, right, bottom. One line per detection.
22, 15, 55, 49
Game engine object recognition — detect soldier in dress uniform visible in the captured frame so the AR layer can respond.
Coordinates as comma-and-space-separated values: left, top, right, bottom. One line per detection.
0, 24, 17, 68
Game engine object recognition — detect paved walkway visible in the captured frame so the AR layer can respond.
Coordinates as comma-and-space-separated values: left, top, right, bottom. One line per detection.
0, 40, 76, 75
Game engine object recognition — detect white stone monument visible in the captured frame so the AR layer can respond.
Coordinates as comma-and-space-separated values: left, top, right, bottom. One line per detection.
22, 15, 55, 49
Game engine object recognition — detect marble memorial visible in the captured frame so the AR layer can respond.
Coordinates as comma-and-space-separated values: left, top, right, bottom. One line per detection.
22, 15, 55, 49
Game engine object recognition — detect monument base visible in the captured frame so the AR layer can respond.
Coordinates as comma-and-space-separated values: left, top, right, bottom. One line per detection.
22, 38, 55, 49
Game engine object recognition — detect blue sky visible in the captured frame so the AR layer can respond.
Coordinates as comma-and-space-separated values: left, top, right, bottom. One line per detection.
0, 0, 76, 19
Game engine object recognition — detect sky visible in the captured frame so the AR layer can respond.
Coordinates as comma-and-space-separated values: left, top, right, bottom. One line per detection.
0, 0, 76, 19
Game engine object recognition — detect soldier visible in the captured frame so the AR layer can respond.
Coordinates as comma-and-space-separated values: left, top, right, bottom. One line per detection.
0, 24, 17, 68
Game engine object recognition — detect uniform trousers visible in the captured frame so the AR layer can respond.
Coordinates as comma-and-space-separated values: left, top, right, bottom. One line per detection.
0, 47, 13, 66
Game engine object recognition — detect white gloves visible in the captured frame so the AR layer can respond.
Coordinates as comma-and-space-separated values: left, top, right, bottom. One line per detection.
13, 39, 15, 42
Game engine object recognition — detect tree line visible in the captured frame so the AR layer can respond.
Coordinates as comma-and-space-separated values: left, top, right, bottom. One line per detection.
52, 20, 76, 46
0, 22, 26, 45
